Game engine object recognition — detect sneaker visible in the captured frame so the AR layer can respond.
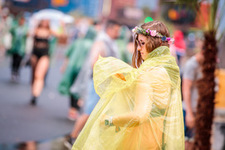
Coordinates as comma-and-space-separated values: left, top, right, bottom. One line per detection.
64, 135, 76, 149
30, 96, 37, 106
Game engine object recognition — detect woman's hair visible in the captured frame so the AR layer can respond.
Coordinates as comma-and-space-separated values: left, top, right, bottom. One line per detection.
132, 21, 170, 68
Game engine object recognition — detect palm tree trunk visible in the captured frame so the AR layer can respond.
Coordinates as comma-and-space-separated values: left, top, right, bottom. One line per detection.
194, 30, 217, 150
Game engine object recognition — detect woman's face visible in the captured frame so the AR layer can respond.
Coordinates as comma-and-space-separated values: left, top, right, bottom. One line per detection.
137, 34, 148, 60
40, 20, 49, 28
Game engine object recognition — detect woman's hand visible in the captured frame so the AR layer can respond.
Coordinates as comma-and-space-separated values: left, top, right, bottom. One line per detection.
100, 114, 113, 127
100, 114, 120, 132
185, 112, 195, 129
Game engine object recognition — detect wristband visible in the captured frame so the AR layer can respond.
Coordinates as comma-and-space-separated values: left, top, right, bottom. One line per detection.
105, 116, 114, 126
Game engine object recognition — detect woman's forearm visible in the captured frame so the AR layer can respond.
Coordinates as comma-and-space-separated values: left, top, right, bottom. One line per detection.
112, 112, 147, 127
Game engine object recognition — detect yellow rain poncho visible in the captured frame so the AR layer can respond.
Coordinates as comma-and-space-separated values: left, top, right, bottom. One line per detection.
72, 46, 184, 150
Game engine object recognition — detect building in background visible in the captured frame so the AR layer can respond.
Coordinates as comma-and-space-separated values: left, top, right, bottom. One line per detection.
50, 0, 102, 18
102, 0, 142, 27
4, 0, 163, 27
137, 0, 159, 12
5, 0, 49, 14
5, 0, 101, 18
0, 0, 4, 7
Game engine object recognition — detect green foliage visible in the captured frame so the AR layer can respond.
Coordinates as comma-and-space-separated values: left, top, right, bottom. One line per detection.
209, 0, 219, 30
176, 0, 225, 41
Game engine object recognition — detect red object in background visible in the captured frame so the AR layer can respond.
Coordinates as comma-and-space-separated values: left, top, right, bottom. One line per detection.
195, 2, 210, 28
51, 0, 68, 7
174, 30, 186, 50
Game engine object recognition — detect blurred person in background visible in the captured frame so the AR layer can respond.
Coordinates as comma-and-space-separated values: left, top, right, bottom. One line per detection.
116, 26, 133, 64
125, 36, 135, 64
58, 21, 101, 120
7, 16, 28, 82
65, 20, 122, 148
182, 38, 204, 149
171, 30, 186, 67
0, 7, 11, 58
168, 39, 178, 64
30, 19, 63, 105
72, 20, 184, 150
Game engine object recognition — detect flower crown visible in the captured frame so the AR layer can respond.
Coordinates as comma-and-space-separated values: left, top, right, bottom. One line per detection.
132, 26, 174, 42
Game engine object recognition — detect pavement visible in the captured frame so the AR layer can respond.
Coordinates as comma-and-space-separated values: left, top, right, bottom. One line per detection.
0, 51, 75, 147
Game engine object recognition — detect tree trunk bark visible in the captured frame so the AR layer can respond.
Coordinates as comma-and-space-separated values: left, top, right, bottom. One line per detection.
194, 30, 217, 150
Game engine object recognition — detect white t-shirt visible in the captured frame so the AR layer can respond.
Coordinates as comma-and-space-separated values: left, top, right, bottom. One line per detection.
183, 56, 202, 112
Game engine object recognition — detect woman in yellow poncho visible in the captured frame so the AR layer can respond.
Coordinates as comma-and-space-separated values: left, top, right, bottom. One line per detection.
72, 20, 184, 150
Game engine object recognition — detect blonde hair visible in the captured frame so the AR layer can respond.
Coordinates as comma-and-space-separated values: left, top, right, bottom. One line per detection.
132, 21, 170, 68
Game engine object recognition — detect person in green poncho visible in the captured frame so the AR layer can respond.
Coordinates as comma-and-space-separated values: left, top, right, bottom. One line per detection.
58, 25, 99, 120
7, 16, 28, 81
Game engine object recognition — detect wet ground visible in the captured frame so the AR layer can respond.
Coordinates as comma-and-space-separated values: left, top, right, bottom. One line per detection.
0, 50, 74, 150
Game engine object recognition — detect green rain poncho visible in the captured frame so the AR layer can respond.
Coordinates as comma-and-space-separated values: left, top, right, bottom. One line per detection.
58, 27, 96, 96
72, 46, 184, 150
7, 20, 28, 56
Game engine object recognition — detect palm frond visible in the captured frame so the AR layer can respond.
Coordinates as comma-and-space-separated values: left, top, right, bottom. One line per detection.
209, 0, 219, 30
216, 0, 225, 32
217, 23, 225, 42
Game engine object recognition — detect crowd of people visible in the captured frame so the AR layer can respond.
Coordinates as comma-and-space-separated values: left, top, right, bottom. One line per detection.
1, 8, 221, 150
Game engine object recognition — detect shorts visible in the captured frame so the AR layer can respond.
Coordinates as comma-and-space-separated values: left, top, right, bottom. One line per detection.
84, 80, 99, 115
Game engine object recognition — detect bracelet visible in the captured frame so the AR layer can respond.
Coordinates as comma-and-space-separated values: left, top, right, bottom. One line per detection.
109, 116, 113, 125
105, 116, 114, 126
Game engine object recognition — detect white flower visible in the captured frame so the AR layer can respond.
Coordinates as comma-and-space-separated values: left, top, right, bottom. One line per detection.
150, 30, 157, 36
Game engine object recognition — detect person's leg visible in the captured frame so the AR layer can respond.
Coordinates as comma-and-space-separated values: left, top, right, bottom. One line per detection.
70, 114, 89, 138
30, 55, 38, 85
71, 96, 80, 110
11, 53, 22, 80
184, 109, 195, 150
11, 54, 17, 80
14, 54, 23, 80
64, 113, 89, 149
176, 53, 181, 66
15, 54, 23, 72
68, 94, 80, 120
31, 56, 49, 105
70, 79, 98, 138
68, 69, 80, 120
